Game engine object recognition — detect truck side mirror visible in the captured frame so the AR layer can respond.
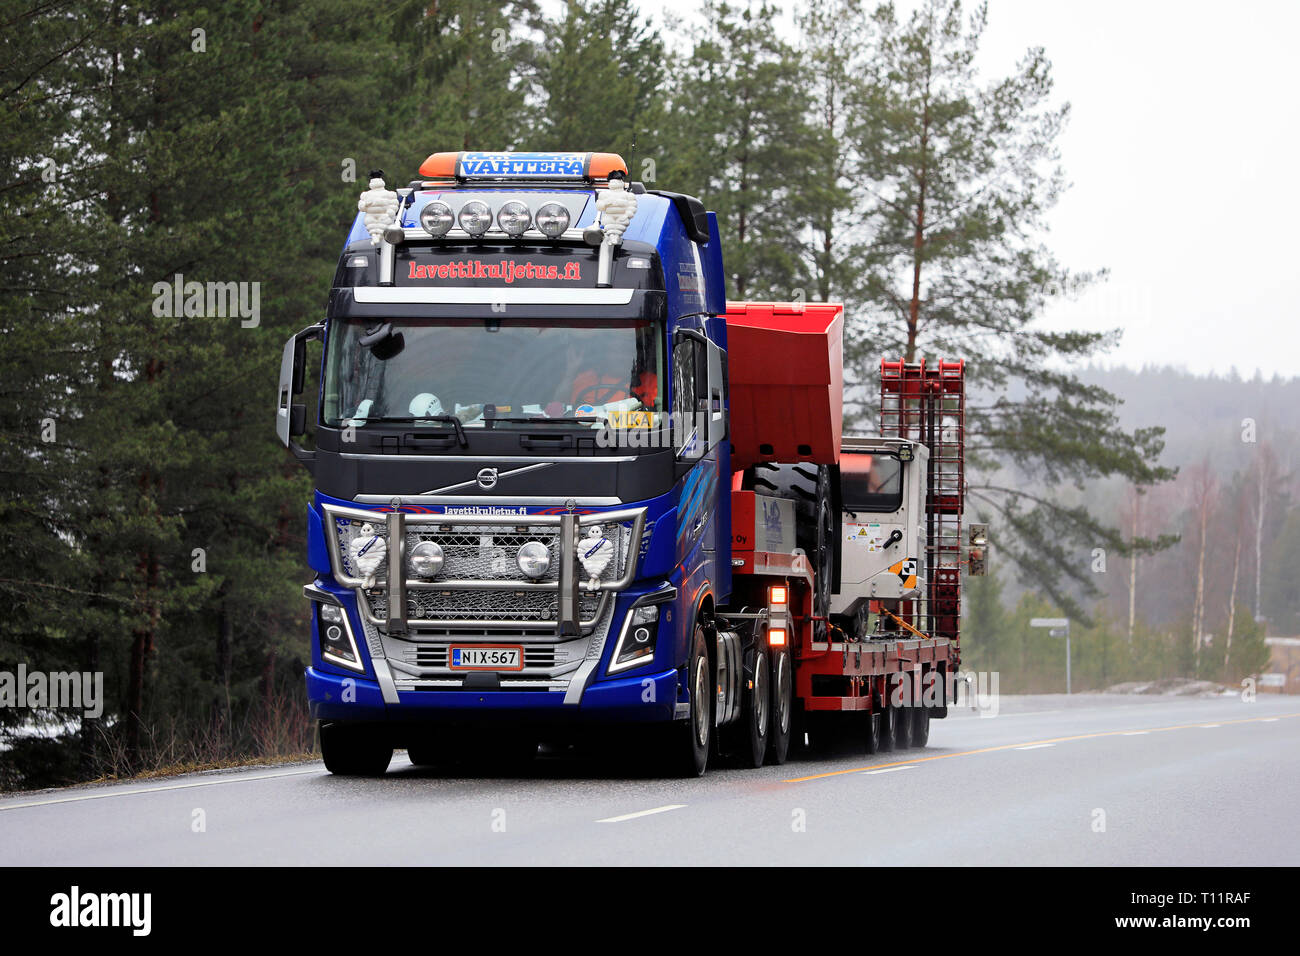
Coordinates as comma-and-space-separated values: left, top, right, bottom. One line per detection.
277, 323, 323, 452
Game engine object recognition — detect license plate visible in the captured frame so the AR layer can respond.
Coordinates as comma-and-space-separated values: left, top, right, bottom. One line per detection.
449, 645, 524, 671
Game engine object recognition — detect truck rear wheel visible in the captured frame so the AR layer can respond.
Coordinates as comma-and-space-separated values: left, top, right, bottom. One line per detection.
766, 646, 793, 765
320, 722, 392, 776
733, 647, 769, 768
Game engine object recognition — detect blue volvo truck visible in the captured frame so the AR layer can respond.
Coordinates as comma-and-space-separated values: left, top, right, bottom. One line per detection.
277, 151, 964, 776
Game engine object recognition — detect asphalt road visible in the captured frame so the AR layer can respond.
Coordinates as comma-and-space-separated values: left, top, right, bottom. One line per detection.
2, 692, 1297, 866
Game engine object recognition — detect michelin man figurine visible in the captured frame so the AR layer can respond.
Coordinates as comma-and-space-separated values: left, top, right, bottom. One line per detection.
348, 522, 387, 589
594, 169, 638, 244
357, 170, 399, 246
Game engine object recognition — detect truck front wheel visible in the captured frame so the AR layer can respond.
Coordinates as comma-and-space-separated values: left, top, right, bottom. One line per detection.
661, 624, 712, 777
320, 722, 392, 776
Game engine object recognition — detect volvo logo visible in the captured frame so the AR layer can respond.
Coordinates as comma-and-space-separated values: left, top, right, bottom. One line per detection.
476, 467, 499, 490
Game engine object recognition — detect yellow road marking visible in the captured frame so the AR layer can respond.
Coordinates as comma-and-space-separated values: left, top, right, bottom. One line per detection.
784, 711, 1300, 783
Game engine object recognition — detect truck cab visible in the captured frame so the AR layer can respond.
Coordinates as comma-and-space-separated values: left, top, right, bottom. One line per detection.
277, 151, 734, 774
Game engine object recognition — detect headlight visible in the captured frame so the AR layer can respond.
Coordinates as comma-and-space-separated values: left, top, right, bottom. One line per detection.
497, 201, 532, 236
420, 201, 454, 237
534, 202, 570, 238
319, 604, 343, 624
610, 602, 658, 673
458, 200, 492, 236
516, 541, 550, 578
409, 541, 445, 577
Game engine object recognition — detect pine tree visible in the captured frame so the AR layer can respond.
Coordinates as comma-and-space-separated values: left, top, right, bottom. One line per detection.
532, 0, 665, 160
660, 1, 819, 299
841, 0, 1174, 618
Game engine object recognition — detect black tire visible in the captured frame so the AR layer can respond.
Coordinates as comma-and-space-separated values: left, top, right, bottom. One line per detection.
661, 624, 712, 777
734, 647, 769, 768
766, 646, 793, 765
911, 706, 930, 748
895, 701, 913, 749
749, 463, 835, 640
865, 709, 882, 754
877, 700, 897, 752
320, 722, 392, 776
406, 745, 438, 767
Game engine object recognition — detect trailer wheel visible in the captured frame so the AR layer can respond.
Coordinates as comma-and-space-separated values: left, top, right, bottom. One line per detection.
320, 722, 392, 776
864, 710, 882, 754
750, 463, 834, 640
877, 698, 901, 753
766, 645, 793, 765
911, 706, 930, 748
894, 702, 913, 749
735, 647, 769, 768
661, 624, 712, 777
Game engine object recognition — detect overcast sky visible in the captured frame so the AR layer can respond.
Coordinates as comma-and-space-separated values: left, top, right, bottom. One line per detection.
628, 0, 1300, 379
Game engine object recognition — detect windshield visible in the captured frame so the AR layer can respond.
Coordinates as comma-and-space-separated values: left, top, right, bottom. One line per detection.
841, 453, 904, 513
323, 318, 664, 429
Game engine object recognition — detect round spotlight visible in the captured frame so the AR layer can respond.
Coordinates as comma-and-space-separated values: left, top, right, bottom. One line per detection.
535, 202, 571, 238
457, 200, 492, 236
382, 223, 406, 245
516, 541, 551, 579
497, 201, 532, 236
420, 201, 454, 237
409, 541, 445, 577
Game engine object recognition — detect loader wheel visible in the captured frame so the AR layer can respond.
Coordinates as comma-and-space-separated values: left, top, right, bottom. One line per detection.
911, 706, 931, 748
659, 624, 712, 777
320, 722, 392, 776
749, 463, 835, 641
766, 645, 793, 765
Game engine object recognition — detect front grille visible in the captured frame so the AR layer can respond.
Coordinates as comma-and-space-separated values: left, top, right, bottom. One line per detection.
368, 587, 603, 623
324, 504, 644, 636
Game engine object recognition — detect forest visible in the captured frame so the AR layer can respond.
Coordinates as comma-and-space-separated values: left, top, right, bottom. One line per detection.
1, 0, 1290, 789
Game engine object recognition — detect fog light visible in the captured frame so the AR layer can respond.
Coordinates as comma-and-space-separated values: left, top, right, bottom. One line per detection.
409, 541, 445, 577
497, 201, 532, 236
420, 201, 454, 237
516, 541, 550, 578
458, 200, 492, 236
535, 202, 570, 238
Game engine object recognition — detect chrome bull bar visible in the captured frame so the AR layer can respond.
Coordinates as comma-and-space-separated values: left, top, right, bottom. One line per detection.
320, 502, 647, 636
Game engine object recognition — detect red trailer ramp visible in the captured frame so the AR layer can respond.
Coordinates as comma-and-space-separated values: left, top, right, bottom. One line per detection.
724, 302, 844, 471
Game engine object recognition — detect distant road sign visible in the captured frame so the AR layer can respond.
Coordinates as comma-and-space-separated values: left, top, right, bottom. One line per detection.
1030, 618, 1069, 628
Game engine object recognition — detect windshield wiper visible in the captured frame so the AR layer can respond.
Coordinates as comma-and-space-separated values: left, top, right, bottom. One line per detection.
485, 416, 602, 426
351, 415, 468, 447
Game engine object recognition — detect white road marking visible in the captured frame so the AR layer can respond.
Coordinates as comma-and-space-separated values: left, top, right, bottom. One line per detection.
1015, 743, 1056, 750
1200, 723, 1222, 728
0, 767, 323, 811
863, 766, 914, 775
1261, 718, 1280, 723
597, 804, 686, 823
1121, 731, 1150, 736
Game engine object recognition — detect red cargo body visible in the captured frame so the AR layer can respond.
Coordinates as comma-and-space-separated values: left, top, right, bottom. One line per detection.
723, 302, 844, 472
